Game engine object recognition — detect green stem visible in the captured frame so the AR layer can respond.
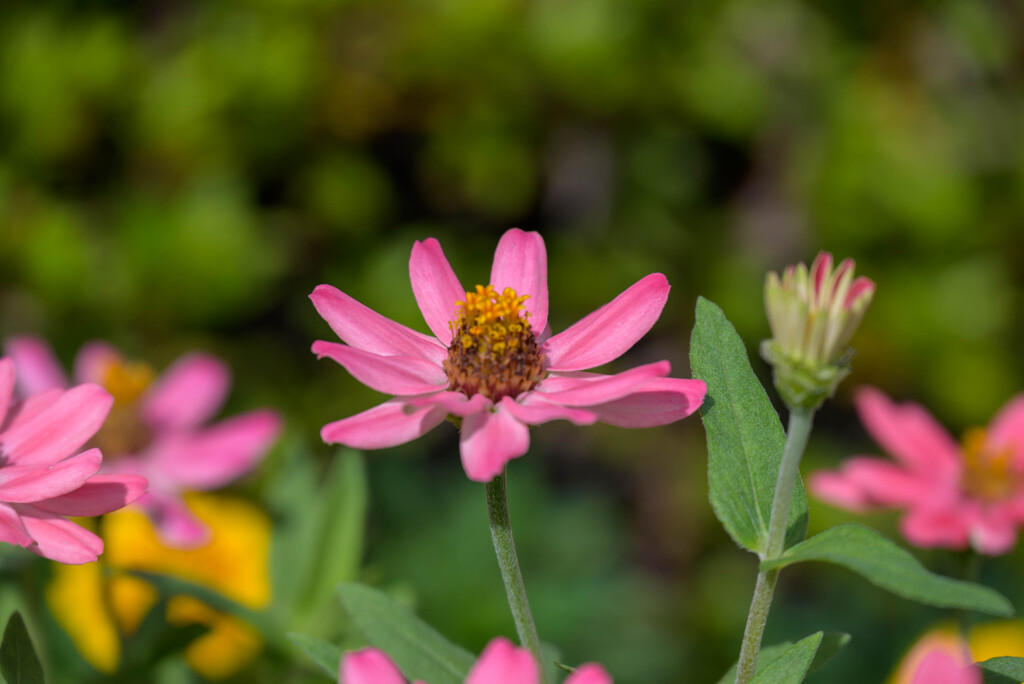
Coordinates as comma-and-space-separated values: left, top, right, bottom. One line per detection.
956, 550, 982, 640
486, 467, 547, 683
735, 407, 815, 684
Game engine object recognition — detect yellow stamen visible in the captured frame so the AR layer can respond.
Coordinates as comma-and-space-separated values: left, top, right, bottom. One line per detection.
961, 428, 1019, 502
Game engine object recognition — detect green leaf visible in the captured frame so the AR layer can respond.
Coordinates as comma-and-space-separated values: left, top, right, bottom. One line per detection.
715, 632, 849, 684
0, 612, 44, 684
337, 583, 475, 684
761, 524, 1014, 617
748, 632, 822, 684
287, 632, 343, 679
690, 296, 808, 554
980, 656, 1024, 683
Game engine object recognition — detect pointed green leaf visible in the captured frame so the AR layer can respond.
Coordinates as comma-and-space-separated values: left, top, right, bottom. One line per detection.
337, 583, 475, 684
980, 656, 1024, 683
690, 296, 808, 554
761, 524, 1013, 616
288, 632, 343, 679
749, 632, 822, 684
0, 612, 44, 684
715, 632, 849, 684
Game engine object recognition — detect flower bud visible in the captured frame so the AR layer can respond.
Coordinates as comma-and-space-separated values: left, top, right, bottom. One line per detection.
761, 252, 874, 410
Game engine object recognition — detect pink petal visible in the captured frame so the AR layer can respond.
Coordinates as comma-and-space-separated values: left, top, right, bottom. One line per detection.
73, 341, 120, 385
3, 338, 68, 396
321, 400, 448, 450
855, 387, 961, 476
586, 377, 706, 428
17, 506, 104, 564
310, 285, 447, 363
542, 273, 670, 372
460, 406, 530, 482
534, 362, 670, 407
986, 394, 1024, 466
136, 492, 210, 548
31, 474, 147, 516
968, 505, 1018, 556
900, 505, 971, 551
0, 388, 64, 434
489, 229, 549, 334
502, 396, 598, 426
339, 649, 407, 684
313, 341, 447, 396
406, 391, 492, 417
566, 664, 614, 684
148, 409, 280, 490
911, 651, 980, 684
0, 448, 102, 503
410, 238, 465, 346
810, 457, 940, 511
845, 276, 875, 308
0, 503, 33, 548
0, 358, 13, 424
0, 383, 112, 467
142, 354, 230, 430
466, 638, 539, 684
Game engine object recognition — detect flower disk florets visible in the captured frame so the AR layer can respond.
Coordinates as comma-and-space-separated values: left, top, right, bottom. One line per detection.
444, 284, 545, 401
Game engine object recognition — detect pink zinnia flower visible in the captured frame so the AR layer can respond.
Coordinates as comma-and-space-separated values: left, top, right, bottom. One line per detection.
0, 357, 147, 564
810, 386, 1024, 555
340, 637, 611, 684
4, 337, 281, 548
891, 629, 980, 684
310, 228, 706, 482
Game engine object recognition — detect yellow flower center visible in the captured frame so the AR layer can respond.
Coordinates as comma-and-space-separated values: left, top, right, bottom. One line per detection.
91, 359, 156, 457
961, 428, 1019, 502
443, 285, 545, 401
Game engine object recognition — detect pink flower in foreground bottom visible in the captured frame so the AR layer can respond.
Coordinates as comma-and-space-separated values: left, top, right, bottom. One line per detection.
0, 357, 147, 564
891, 629, 980, 684
810, 386, 1024, 555
4, 337, 280, 548
311, 228, 706, 482
340, 637, 611, 684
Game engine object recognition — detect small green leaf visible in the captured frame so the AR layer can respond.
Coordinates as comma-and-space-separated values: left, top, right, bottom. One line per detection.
749, 632, 822, 684
715, 632, 849, 684
288, 632, 343, 679
0, 612, 44, 684
690, 296, 808, 555
761, 524, 1014, 617
337, 583, 475, 684
980, 656, 1024, 683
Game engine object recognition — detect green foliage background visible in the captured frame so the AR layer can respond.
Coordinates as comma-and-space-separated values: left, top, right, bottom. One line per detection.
1, 0, 1023, 682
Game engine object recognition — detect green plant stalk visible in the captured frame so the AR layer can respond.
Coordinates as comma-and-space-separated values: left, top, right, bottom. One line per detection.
486, 467, 547, 684
735, 407, 815, 684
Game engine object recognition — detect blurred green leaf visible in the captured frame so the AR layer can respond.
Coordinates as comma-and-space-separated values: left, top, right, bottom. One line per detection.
287, 632, 343, 679
761, 524, 1014, 617
337, 583, 475, 684
0, 612, 44, 684
690, 296, 808, 555
980, 656, 1024, 683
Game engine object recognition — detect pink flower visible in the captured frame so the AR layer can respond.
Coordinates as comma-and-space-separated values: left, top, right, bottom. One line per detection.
891, 629, 980, 684
340, 637, 612, 684
810, 386, 1024, 555
4, 337, 281, 548
311, 228, 706, 482
0, 357, 147, 564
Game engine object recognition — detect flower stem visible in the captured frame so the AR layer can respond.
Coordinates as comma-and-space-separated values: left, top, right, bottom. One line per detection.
486, 467, 547, 683
735, 407, 815, 684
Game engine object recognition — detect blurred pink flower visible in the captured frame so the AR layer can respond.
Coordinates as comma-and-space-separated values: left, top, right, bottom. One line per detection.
891, 629, 980, 684
4, 338, 280, 548
810, 386, 1024, 555
0, 357, 147, 564
340, 637, 611, 684
311, 228, 706, 482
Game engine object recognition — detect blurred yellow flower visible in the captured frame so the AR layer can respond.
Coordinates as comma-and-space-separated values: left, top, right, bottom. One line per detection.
46, 492, 271, 680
